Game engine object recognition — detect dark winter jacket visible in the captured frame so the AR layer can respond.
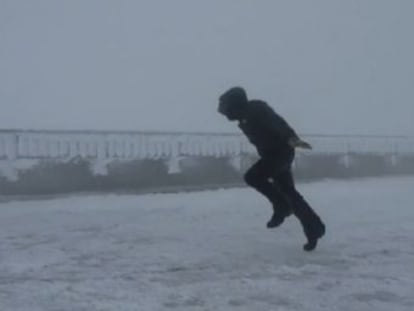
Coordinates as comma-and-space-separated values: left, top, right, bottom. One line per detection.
238, 100, 298, 157
218, 87, 298, 158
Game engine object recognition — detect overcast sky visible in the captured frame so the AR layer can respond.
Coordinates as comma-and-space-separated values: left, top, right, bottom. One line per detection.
1, 0, 413, 135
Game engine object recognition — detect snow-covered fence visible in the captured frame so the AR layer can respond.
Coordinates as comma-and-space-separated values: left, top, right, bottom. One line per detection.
0, 131, 18, 160
305, 135, 414, 156
0, 130, 251, 160
1, 129, 414, 195
1, 129, 414, 160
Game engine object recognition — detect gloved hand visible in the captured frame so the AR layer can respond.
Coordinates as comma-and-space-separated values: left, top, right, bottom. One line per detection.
288, 137, 312, 149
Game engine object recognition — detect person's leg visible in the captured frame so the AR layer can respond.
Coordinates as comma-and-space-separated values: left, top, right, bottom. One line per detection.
244, 159, 273, 200
244, 159, 293, 228
276, 169, 325, 251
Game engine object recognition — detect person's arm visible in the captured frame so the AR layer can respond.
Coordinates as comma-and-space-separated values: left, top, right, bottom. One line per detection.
288, 136, 312, 149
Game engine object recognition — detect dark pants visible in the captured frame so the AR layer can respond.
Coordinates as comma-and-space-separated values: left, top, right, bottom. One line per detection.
243, 150, 324, 237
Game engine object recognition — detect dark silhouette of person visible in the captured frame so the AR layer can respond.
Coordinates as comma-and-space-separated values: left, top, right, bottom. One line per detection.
218, 86, 325, 251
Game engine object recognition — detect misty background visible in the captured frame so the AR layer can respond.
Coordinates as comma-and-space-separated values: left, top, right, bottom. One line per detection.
1, 0, 413, 135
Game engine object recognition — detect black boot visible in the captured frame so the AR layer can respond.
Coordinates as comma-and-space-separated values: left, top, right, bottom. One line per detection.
266, 211, 285, 228
266, 205, 292, 228
303, 221, 326, 251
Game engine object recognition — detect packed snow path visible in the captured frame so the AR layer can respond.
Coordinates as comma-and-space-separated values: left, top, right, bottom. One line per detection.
1, 177, 414, 311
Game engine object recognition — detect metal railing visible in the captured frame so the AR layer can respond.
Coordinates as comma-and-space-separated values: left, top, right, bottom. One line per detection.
1, 129, 414, 160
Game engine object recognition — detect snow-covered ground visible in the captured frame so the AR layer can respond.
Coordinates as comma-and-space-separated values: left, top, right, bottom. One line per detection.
1, 177, 414, 311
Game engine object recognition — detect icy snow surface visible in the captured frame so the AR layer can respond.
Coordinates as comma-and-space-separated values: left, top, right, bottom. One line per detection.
1, 177, 414, 311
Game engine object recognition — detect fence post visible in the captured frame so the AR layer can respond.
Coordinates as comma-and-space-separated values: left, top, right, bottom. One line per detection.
167, 138, 182, 174
391, 141, 398, 167
6, 133, 18, 160
97, 135, 107, 160
343, 141, 351, 168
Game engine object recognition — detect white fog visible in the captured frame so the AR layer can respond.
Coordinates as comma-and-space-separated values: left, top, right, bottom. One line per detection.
1, 1, 414, 311
1, 0, 413, 134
